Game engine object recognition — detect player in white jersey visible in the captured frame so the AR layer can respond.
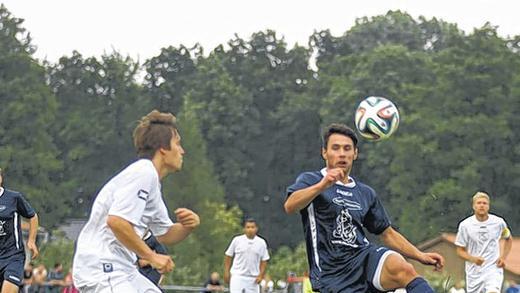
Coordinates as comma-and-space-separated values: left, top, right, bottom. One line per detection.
224, 219, 269, 293
455, 191, 513, 293
73, 110, 200, 293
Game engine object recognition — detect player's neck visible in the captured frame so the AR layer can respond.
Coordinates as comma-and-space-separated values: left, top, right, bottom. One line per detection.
245, 234, 255, 240
151, 157, 168, 179
475, 213, 489, 222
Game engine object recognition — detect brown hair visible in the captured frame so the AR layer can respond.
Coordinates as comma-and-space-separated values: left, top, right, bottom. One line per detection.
133, 110, 178, 159
322, 123, 358, 149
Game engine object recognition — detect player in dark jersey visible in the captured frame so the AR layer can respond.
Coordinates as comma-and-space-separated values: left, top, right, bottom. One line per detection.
284, 124, 444, 293
0, 168, 39, 293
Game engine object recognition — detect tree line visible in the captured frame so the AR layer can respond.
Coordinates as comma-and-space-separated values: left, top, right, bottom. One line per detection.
1, 5, 519, 284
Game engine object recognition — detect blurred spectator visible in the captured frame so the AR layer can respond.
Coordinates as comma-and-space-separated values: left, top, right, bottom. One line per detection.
62, 268, 79, 293
47, 263, 65, 293
22, 262, 34, 293
506, 280, 520, 293
201, 272, 224, 293
32, 263, 47, 293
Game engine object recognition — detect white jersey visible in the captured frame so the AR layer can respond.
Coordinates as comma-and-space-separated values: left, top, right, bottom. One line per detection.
73, 159, 173, 288
225, 235, 270, 277
455, 214, 510, 292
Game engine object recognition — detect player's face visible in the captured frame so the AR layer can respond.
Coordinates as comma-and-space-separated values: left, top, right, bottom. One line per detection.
322, 134, 358, 172
473, 197, 490, 216
163, 130, 185, 173
243, 222, 258, 238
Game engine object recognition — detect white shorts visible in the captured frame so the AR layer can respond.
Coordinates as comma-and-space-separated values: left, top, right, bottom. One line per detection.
466, 269, 503, 293
230, 275, 259, 293
77, 270, 161, 293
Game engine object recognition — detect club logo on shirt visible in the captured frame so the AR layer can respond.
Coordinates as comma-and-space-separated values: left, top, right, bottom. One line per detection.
0, 205, 6, 211
331, 197, 362, 247
0, 220, 6, 236
137, 189, 149, 201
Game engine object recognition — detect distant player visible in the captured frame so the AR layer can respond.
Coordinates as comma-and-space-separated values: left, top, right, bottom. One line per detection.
284, 123, 444, 292
0, 168, 39, 293
224, 218, 269, 293
73, 110, 200, 293
455, 191, 513, 293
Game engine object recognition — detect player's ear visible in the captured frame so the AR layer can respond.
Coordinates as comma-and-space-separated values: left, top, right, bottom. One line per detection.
353, 147, 358, 160
321, 148, 327, 160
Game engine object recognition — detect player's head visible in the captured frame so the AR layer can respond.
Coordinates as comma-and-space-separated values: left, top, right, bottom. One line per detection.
243, 217, 258, 238
321, 123, 358, 173
133, 110, 185, 174
472, 191, 490, 216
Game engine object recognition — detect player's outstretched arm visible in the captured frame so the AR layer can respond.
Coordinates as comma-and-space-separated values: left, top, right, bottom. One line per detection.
107, 215, 174, 273
27, 213, 39, 259
380, 226, 444, 271
284, 168, 345, 214
156, 208, 200, 245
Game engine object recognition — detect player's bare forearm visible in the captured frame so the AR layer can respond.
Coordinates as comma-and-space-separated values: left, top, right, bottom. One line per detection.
284, 183, 325, 214
224, 255, 232, 283
156, 223, 194, 245
380, 226, 423, 260
500, 236, 513, 259
456, 246, 479, 264
259, 260, 267, 278
106, 215, 155, 260
28, 214, 39, 244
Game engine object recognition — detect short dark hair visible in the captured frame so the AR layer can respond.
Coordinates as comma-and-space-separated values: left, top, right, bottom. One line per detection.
243, 217, 257, 227
133, 110, 178, 159
322, 123, 358, 149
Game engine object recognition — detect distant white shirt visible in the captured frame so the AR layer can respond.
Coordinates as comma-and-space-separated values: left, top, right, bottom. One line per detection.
73, 159, 173, 288
455, 214, 510, 291
225, 235, 270, 277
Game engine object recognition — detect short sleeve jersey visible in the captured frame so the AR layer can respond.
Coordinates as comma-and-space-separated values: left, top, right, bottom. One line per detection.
286, 169, 391, 289
455, 214, 511, 276
225, 235, 270, 277
73, 159, 174, 287
0, 187, 36, 259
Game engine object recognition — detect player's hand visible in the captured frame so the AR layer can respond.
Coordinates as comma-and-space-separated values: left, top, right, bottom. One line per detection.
472, 256, 485, 266
496, 257, 506, 268
319, 168, 345, 189
419, 252, 444, 272
27, 241, 39, 259
224, 271, 230, 284
148, 253, 174, 274
255, 276, 263, 284
175, 208, 200, 229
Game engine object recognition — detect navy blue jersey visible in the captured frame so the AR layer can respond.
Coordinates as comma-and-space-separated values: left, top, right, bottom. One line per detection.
287, 170, 391, 291
0, 188, 36, 259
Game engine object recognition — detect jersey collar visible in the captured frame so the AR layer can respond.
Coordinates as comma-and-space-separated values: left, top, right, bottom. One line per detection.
320, 168, 356, 188
0, 187, 4, 197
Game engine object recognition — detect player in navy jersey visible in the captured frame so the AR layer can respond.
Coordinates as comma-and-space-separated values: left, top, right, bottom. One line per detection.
0, 168, 39, 293
284, 123, 444, 293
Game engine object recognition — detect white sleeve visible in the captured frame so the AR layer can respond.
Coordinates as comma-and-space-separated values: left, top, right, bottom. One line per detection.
454, 224, 467, 247
261, 241, 270, 261
108, 170, 153, 225
225, 238, 236, 257
149, 198, 174, 236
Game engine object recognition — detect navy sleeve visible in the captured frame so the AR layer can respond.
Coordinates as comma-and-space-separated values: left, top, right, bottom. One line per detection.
145, 235, 168, 255
16, 193, 36, 218
286, 172, 320, 197
362, 188, 391, 235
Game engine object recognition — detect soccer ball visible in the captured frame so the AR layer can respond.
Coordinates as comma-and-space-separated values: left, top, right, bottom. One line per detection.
354, 96, 400, 141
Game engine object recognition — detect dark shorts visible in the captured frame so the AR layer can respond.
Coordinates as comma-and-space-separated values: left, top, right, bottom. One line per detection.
316, 245, 395, 293
0, 255, 25, 287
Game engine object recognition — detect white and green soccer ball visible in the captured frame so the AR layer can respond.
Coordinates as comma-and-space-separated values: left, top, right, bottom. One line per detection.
354, 96, 400, 141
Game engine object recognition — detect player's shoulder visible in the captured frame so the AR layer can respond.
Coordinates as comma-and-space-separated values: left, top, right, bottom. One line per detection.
354, 179, 377, 196
488, 213, 507, 224
458, 215, 475, 227
2, 188, 23, 199
255, 235, 269, 246
295, 170, 322, 183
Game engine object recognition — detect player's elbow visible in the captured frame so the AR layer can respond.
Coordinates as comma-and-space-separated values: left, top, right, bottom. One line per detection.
284, 201, 297, 214
106, 215, 123, 231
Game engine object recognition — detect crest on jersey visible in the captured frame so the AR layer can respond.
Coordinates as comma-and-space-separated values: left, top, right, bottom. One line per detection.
331, 197, 362, 247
